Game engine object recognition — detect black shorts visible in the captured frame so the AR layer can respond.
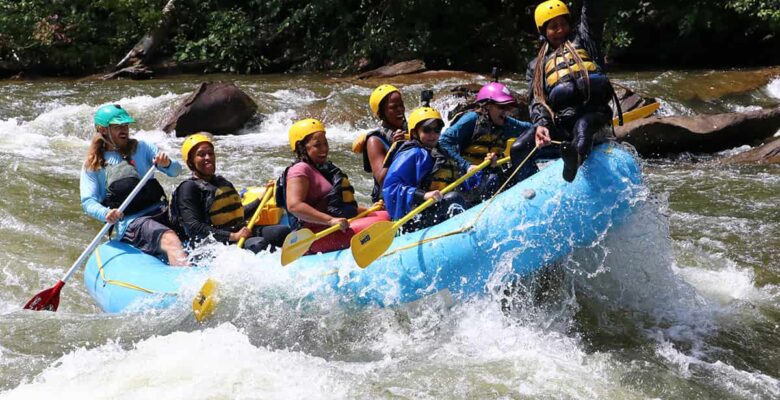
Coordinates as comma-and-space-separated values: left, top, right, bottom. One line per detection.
121, 212, 172, 255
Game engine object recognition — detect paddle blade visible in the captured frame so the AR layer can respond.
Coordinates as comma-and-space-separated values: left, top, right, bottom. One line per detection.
23, 280, 65, 311
280, 229, 316, 266
350, 221, 396, 268
192, 279, 218, 322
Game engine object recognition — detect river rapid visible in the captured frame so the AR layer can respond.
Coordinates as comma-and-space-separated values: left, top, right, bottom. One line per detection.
0, 70, 778, 399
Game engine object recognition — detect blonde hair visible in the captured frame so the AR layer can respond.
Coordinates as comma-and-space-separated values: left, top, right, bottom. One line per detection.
532, 40, 592, 124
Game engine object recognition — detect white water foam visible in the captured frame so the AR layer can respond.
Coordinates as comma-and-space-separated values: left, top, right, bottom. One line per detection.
2, 323, 351, 400
0, 118, 55, 159
766, 77, 780, 100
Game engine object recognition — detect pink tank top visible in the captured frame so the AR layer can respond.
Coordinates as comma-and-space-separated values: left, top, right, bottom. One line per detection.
286, 162, 333, 212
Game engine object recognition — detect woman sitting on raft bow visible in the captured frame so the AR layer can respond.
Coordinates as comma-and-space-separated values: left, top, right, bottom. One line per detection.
383, 106, 497, 232
80, 104, 188, 266
511, 0, 619, 182
169, 133, 290, 254
440, 81, 532, 198
354, 84, 407, 203
278, 118, 389, 253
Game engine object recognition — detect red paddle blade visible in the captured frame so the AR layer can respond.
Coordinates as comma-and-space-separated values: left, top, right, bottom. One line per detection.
23, 280, 65, 311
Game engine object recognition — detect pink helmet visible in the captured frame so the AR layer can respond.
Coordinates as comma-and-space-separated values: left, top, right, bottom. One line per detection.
475, 82, 515, 104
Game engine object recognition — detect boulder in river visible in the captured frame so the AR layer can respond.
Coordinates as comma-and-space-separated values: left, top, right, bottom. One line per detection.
356, 59, 426, 80
162, 82, 257, 137
720, 138, 780, 165
616, 106, 780, 157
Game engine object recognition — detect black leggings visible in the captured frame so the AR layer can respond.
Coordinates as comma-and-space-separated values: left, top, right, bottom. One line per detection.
510, 111, 609, 180
246, 224, 291, 253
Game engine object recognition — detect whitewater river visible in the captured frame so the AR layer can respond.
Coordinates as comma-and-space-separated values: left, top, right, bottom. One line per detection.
0, 70, 778, 399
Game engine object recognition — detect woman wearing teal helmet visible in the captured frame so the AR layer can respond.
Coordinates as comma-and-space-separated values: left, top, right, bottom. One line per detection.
81, 104, 188, 265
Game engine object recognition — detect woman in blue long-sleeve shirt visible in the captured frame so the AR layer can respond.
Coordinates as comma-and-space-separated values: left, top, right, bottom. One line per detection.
80, 104, 188, 265
439, 82, 532, 198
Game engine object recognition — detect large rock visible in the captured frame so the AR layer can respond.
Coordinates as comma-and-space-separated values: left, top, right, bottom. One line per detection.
356, 59, 426, 80
616, 107, 780, 157
721, 138, 780, 164
162, 82, 257, 137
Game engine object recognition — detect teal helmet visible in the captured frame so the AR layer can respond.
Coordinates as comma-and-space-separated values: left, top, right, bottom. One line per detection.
94, 104, 136, 127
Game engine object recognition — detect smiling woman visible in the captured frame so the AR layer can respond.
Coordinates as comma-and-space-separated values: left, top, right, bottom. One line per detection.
276, 118, 389, 254
169, 133, 290, 254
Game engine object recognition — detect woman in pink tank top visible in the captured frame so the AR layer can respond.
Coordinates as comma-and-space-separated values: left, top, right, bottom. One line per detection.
283, 119, 389, 254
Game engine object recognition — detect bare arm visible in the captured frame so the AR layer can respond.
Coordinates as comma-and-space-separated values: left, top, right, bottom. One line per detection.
286, 176, 343, 227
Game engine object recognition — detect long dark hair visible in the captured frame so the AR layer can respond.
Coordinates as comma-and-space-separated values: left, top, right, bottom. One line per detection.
532, 39, 592, 124
294, 136, 314, 164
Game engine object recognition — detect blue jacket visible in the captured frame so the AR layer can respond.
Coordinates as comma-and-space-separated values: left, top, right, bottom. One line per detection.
80, 140, 181, 239
383, 145, 480, 220
439, 111, 532, 172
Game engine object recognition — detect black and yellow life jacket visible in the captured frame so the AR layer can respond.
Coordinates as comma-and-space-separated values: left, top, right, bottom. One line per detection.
544, 45, 598, 88
275, 160, 358, 227
102, 156, 166, 215
389, 140, 461, 192
170, 175, 244, 231
201, 176, 244, 229
449, 110, 507, 165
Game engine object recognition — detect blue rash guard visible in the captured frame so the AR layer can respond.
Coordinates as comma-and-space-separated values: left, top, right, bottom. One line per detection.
382, 145, 481, 221
80, 140, 181, 239
439, 111, 532, 172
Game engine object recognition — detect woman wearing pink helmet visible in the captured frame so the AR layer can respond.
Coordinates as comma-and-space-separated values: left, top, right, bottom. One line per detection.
439, 81, 532, 200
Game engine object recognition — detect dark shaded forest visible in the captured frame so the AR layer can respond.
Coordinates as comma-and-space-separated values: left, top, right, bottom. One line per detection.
1, 0, 778, 77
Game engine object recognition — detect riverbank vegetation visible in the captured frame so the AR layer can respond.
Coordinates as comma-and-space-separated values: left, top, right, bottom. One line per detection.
1, 0, 778, 77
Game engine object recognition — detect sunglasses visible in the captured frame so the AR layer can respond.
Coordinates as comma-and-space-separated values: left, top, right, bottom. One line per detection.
421, 124, 443, 134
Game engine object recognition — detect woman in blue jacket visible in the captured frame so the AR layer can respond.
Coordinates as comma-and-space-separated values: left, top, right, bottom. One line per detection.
80, 104, 188, 265
383, 106, 496, 232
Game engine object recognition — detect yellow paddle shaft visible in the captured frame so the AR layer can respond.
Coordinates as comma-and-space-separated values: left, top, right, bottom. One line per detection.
391, 157, 498, 229
612, 102, 660, 126
237, 183, 274, 249
309, 202, 385, 241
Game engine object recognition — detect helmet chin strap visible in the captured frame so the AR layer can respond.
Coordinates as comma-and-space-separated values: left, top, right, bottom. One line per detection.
101, 126, 119, 150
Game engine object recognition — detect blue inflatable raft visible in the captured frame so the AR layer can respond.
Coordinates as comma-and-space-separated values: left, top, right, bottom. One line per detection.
84, 143, 642, 312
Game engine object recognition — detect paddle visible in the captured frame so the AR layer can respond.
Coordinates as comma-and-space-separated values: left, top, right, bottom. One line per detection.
350, 156, 501, 268
192, 278, 218, 322
281, 202, 384, 266
23, 165, 159, 311
612, 102, 660, 126
237, 182, 275, 249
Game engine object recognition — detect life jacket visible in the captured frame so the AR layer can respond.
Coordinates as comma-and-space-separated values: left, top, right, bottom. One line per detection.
539, 41, 624, 126
362, 127, 393, 203
359, 127, 393, 172
101, 156, 166, 215
544, 45, 598, 88
275, 160, 358, 227
389, 140, 461, 191
169, 175, 245, 236
450, 110, 507, 165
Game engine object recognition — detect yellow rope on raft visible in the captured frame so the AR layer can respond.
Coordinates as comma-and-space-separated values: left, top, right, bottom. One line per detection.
380, 145, 543, 257
378, 141, 613, 258
96, 246, 176, 295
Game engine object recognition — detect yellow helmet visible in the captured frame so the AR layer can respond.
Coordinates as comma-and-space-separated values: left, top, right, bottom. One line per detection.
288, 118, 326, 152
407, 107, 443, 135
181, 132, 214, 162
534, 0, 570, 32
369, 84, 400, 117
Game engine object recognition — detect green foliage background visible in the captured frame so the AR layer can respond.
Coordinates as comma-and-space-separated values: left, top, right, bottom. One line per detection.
0, 0, 778, 75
